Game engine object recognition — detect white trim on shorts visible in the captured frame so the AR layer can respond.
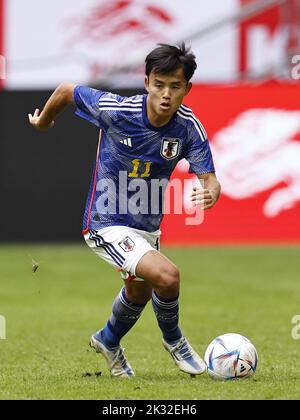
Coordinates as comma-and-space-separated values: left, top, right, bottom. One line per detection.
84, 226, 161, 280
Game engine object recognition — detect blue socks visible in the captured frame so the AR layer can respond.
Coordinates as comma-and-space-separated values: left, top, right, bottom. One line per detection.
99, 288, 146, 348
151, 291, 182, 344
97, 288, 182, 348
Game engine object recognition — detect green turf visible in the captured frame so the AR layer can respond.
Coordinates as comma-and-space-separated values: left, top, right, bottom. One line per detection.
1, 244, 300, 400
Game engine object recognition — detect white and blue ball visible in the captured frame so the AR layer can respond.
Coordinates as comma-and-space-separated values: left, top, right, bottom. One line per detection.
204, 333, 258, 380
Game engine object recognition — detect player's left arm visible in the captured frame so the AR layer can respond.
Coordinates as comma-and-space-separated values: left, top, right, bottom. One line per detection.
191, 172, 221, 210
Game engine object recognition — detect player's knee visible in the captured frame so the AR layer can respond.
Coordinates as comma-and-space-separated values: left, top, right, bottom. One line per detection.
157, 265, 180, 292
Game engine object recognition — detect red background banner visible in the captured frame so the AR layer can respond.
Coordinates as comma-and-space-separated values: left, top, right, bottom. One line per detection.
239, 0, 280, 74
161, 82, 300, 245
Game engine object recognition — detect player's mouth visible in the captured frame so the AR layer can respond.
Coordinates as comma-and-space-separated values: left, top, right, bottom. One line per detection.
160, 102, 171, 111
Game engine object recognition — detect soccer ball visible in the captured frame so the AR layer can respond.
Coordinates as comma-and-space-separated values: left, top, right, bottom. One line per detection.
204, 333, 258, 380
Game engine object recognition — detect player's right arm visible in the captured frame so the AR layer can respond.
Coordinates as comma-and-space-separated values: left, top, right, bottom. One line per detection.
28, 82, 75, 131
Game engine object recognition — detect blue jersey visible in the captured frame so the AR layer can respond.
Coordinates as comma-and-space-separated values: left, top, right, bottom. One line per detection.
74, 86, 215, 233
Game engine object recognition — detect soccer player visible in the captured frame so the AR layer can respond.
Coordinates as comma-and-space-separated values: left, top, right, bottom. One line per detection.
28, 43, 221, 378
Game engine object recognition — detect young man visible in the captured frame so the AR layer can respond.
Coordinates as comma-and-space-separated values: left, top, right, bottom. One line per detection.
28, 43, 221, 378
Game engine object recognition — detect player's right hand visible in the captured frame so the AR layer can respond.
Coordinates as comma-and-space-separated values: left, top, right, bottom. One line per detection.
190, 187, 216, 210
28, 108, 55, 131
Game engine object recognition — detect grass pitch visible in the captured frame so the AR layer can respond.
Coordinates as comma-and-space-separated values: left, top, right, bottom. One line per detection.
0, 244, 300, 400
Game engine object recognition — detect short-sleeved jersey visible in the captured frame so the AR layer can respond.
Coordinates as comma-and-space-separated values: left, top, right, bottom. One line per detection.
74, 86, 215, 233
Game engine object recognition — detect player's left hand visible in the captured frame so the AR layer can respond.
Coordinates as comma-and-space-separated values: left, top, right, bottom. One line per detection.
190, 187, 217, 210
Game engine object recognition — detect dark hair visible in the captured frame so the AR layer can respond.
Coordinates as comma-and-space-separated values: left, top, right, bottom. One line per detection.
145, 43, 197, 82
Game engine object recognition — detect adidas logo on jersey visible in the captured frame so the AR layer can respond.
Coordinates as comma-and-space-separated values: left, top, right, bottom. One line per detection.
120, 138, 132, 147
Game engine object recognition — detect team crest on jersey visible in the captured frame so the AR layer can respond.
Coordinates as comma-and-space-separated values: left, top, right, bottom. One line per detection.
160, 138, 180, 160
118, 236, 135, 252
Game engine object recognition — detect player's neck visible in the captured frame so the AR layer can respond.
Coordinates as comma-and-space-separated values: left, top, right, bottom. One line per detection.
146, 98, 173, 128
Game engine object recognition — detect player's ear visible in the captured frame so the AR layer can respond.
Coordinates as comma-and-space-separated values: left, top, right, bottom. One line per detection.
184, 82, 192, 96
144, 76, 150, 93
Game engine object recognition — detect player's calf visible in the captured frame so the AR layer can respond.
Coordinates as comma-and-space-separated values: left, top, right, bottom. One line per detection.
124, 277, 152, 305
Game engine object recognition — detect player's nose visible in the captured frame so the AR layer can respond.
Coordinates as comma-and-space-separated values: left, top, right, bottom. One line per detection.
162, 87, 171, 99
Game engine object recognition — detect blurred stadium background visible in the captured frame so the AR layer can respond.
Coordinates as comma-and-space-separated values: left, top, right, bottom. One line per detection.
0, 0, 299, 243
1, 0, 300, 400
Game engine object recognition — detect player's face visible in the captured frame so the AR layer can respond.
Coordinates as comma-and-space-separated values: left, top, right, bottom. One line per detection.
145, 68, 192, 126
